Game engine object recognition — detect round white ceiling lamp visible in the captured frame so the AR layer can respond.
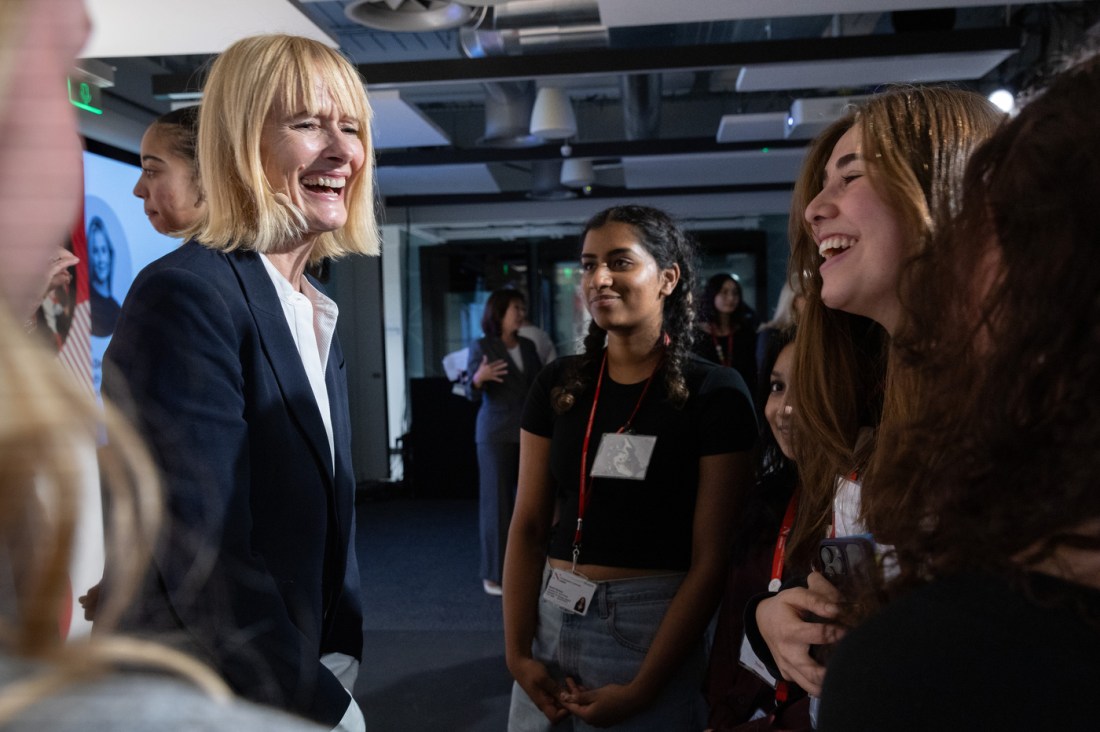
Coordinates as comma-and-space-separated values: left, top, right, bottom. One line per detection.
560, 158, 594, 189
529, 87, 577, 141
345, 0, 479, 32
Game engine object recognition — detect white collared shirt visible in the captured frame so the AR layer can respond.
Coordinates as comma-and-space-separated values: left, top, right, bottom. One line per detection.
259, 253, 337, 474
259, 255, 362, 731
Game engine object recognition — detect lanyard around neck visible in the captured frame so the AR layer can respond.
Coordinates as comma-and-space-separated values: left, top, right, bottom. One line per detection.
710, 330, 733, 368
768, 488, 800, 593
573, 348, 661, 570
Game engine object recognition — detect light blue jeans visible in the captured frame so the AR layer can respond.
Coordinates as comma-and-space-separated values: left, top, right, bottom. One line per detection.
508, 564, 707, 731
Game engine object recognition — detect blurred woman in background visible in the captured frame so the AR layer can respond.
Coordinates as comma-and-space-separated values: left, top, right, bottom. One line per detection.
694, 273, 758, 389
466, 288, 542, 596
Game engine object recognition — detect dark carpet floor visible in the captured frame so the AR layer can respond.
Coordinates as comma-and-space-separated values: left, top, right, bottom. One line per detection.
352, 497, 512, 730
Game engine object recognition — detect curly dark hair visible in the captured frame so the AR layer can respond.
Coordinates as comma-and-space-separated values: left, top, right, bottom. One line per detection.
868, 56, 1100, 592
551, 205, 697, 413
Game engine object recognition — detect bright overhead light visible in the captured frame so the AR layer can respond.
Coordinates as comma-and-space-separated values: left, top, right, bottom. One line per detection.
988, 88, 1015, 113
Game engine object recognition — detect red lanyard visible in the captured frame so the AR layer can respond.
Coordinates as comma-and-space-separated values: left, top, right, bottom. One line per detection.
710, 330, 733, 368
770, 489, 799, 707
768, 489, 799, 593
573, 349, 660, 568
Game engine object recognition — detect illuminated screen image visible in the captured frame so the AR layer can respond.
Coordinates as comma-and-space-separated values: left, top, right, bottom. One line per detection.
83, 149, 180, 395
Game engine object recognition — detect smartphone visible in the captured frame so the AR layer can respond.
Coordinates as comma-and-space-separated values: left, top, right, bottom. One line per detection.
814, 536, 877, 593
809, 536, 877, 666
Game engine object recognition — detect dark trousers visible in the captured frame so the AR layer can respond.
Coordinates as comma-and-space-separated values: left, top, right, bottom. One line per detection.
476, 441, 519, 583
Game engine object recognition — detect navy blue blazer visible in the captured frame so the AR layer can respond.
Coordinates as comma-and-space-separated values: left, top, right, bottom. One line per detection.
465, 335, 541, 444
103, 242, 362, 727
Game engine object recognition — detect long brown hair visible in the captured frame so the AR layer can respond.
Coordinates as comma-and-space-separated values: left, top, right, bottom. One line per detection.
786, 87, 1003, 565
871, 56, 1100, 589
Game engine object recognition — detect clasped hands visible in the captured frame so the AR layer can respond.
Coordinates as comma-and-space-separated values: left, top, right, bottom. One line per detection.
513, 657, 647, 728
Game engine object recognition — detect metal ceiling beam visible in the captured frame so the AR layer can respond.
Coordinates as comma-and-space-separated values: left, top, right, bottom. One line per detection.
376, 136, 806, 167
384, 181, 794, 208
151, 26, 1021, 97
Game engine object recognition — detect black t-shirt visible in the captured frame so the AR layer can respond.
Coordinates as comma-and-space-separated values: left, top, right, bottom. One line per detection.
522, 353, 757, 570
818, 571, 1100, 731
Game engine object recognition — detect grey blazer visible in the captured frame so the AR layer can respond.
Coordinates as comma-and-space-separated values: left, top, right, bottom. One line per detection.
465, 335, 542, 444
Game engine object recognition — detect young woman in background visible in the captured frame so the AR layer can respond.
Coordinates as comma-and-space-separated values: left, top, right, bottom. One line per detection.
466, 288, 542, 596
132, 106, 205, 236
693, 273, 758, 389
504, 205, 757, 730
705, 327, 812, 731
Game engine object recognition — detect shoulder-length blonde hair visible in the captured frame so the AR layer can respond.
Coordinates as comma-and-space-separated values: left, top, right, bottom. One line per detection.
785, 87, 1003, 564
185, 34, 380, 264
0, 306, 230, 721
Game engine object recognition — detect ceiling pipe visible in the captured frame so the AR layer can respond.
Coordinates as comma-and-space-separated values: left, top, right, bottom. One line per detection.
460, 0, 606, 58
492, 0, 600, 29
621, 74, 661, 141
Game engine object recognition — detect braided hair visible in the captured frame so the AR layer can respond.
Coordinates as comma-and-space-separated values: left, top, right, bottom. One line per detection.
551, 205, 697, 413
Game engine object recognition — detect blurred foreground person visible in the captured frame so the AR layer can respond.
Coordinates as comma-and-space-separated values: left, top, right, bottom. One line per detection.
0, 2, 325, 730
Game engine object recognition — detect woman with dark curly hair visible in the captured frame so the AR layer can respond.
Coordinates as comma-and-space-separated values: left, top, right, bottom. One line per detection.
819, 55, 1100, 731
693, 273, 758, 389
503, 205, 758, 730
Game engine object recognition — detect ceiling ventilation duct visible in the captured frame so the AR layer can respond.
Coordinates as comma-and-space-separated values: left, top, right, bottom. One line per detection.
345, 0, 482, 32
460, 0, 607, 57
528, 159, 576, 201
478, 81, 541, 148
621, 74, 661, 141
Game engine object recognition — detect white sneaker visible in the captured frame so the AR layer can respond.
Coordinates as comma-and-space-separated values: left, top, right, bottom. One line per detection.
482, 579, 503, 597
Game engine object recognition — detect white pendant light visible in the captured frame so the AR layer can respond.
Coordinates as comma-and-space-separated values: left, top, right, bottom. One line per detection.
560, 158, 594, 189
530, 87, 577, 140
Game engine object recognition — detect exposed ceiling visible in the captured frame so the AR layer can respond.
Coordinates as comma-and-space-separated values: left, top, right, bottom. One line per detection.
77, 0, 1100, 239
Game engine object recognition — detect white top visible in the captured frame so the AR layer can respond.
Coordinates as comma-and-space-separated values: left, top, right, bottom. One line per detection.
259, 254, 337, 474
259, 255, 363, 732
507, 343, 524, 372
518, 323, 557, 365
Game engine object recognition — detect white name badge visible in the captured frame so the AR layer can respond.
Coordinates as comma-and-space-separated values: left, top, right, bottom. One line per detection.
543, 569, 597, 616
589, 433, 657, 481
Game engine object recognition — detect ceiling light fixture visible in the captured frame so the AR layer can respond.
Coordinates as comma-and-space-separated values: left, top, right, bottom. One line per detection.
987, 88, 1015, 113
560, 158, 595, 189
530, 87, 577, 141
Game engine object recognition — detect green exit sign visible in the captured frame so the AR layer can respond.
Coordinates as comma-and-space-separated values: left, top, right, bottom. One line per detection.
68, 77, 102, 115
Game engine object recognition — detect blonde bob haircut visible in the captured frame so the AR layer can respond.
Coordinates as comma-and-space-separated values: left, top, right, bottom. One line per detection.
186, 34, 380, 264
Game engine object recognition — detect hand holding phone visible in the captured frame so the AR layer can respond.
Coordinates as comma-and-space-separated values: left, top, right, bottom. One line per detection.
814, 536, 877, 594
